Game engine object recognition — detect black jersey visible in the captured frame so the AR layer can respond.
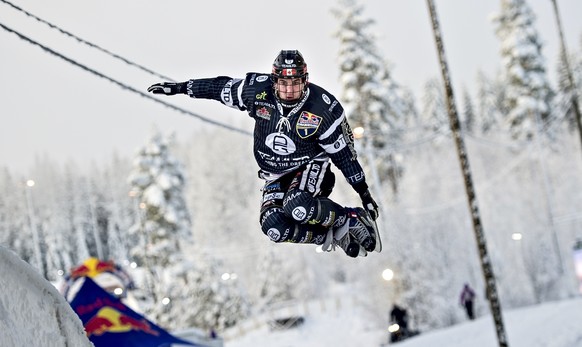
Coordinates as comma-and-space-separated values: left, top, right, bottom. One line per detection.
186, 73, 368, 192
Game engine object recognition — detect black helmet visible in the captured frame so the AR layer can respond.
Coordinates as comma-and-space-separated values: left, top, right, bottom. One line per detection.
272, 50, 309, 106
272, 50, 308, 80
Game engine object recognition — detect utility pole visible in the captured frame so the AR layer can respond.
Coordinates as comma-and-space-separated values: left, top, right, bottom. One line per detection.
426, 1, 509, 346
550, 0, 582, 157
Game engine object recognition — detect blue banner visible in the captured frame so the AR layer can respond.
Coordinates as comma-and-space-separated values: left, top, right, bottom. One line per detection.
70, 277, 199, 347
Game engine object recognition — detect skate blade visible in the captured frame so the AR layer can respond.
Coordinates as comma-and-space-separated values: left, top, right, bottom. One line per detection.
373, 219, 382, 253
358, 245, 368, 257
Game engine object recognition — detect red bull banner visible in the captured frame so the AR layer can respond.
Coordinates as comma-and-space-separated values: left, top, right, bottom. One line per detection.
70, 277, 199, 347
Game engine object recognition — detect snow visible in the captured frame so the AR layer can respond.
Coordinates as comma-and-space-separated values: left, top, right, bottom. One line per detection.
0, 245, 92, 347
2, 243, 582, 347
225, 296, 582, 347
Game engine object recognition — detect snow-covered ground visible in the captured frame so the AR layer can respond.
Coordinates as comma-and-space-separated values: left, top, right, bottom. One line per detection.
2, 244, 582, 347
226, 297, 582, 347
0, 246, 92, 347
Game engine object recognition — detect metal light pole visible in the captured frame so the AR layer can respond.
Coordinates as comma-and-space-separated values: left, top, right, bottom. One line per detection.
426, 1, 509, 346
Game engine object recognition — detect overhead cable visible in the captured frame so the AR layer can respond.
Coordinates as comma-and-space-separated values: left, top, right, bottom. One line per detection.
0, 22, 252, 136
0, 0, 175, 81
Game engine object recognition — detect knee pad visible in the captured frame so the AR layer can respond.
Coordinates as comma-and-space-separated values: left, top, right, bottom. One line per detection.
260, 206, 295, 242
283, 191, 343, 227
282, 191, 317, 223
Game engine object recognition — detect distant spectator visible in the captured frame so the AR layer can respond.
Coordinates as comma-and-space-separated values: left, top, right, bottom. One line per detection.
459, 283, 476, 320
209, 329, 217, 339
390, 304, 409, 333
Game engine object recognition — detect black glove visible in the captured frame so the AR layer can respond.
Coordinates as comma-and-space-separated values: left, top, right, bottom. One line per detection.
147, 82, 185, 95
359, 189, 379, 221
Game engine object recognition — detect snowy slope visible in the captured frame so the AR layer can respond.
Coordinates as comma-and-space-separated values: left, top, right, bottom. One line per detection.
226, 297, 582, 347
2, 242, 582, 347
0, 245, 92, 347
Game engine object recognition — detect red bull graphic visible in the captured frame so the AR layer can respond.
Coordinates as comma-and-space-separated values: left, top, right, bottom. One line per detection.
70, 277, 198, 347
85, 307, 159, 337
70, 258, 118, 280
61, 258, 135, 302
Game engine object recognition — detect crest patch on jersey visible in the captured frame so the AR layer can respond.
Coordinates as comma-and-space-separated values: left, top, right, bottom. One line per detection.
296, 111, 322, 138
256, 106, 271, 120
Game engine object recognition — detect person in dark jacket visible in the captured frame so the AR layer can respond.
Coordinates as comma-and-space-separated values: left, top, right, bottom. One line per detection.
147, 50, 380, 257
459, 283, 476, 319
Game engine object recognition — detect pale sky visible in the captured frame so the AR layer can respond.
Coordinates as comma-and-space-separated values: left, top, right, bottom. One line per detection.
1, 0, 581, 174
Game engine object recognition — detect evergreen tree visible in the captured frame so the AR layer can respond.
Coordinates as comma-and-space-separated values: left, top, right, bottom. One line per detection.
0, 169, 30, 262
102, 154, 133, 262
475, 70, 506, 135
333, 0, 413, 196
555, 42, 582, 132
252, 248, 302, 311
492, 0, 554, 140
127, 129, 193, 323
461, 88, 476, 135
163, 253, 249, 332
421, 77, 448, 133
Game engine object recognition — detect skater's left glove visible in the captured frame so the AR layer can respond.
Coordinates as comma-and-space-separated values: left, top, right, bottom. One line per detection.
147, 82, 185, 95
359, 189, 379, 221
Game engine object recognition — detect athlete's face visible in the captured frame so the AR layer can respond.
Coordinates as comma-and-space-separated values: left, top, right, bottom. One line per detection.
276, 77, 304, 102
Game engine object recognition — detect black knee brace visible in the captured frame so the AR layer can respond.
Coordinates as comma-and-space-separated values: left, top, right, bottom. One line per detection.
283, 190, 344, 228
260, 206, 295, 242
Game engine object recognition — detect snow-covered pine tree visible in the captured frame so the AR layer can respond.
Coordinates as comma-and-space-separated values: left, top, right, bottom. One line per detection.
0, 169, 31, 264
421, 77, 448, 133
461, 88, 476, 135
252, 247, 302, 311
333, 0, 413, 197
492, 0, 554, 141
555, 44, 581, 132
127, 129, 193, 323
475, 70, 506, 135
101, 154, 133, 262
163, 253, 249, 332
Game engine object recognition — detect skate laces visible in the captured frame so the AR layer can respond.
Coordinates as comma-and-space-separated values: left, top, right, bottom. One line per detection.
322, 222, 350, 253
348, 210, 371, 243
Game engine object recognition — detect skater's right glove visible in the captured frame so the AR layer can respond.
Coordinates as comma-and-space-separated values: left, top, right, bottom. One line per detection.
359, 189, 379, 221
147, 82, 185, 95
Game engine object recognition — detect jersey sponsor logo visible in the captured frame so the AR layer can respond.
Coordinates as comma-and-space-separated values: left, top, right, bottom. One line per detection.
256, 107, 271, 120
328, 100, 338, 112
265, 133, 296, 155
296, 111, 322, 139
282, 191, 301, 207
262, 192, 284, 203
292, 206, 307, 221
221, 79, 234, 106
321, 134, 347, 154
256, 91, 267, 100
341, 119, 357, 159
256, 75, 268, 82
322, 93, 331, 104
267, 228, 281, 241
306, 163, 321, 193
347, 171, 365, 184
322, 212, 335, 227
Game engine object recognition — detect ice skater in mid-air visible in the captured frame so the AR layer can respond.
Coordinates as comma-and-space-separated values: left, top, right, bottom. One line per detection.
148, 50, 381, 257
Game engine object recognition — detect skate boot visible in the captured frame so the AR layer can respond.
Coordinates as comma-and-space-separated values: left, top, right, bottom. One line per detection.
346, 207, 380, 252
322, 222, 366, 258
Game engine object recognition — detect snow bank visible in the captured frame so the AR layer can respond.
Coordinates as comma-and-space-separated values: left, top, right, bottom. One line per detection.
0, 245, 93, 347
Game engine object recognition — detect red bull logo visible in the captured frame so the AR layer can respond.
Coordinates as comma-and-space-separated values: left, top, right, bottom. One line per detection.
85, 307, 159, 337
70, 258, 116, 279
